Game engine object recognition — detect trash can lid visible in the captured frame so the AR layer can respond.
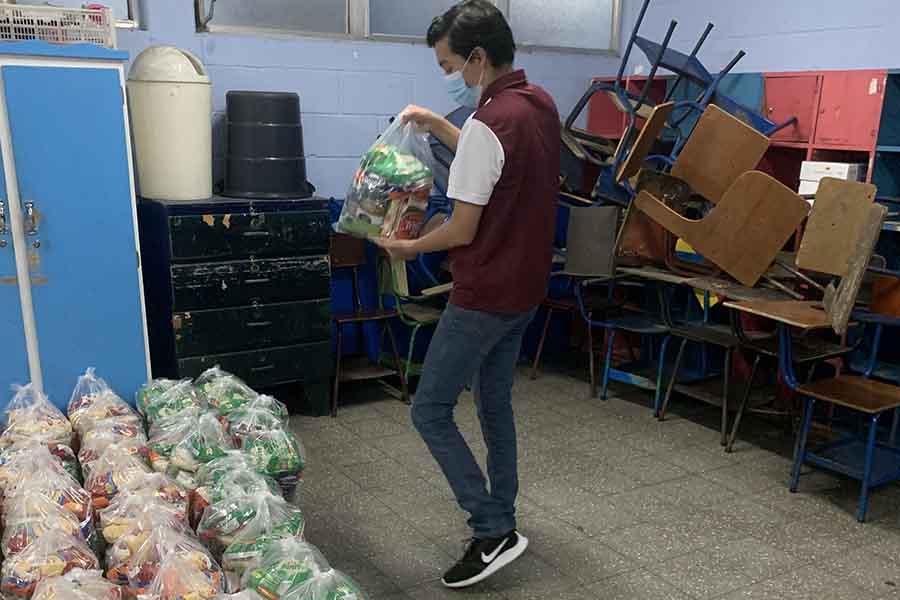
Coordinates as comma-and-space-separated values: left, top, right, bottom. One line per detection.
128, 45, 210, 84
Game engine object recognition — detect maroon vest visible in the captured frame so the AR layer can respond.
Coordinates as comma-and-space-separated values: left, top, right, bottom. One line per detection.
449, 70, 561, 314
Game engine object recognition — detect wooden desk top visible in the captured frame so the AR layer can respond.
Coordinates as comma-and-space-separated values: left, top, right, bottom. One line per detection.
799, 376, 900, 414
617, 267, 791, 302
617, 266, 696, 286
722, 300, 832, 331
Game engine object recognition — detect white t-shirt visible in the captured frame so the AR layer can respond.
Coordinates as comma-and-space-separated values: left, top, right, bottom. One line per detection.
446, 115, 506, 206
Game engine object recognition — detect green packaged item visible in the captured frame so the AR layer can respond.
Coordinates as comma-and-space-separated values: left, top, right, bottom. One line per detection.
227, 408, 285, 447
283, 569, 368, 600
149, 410, 234, 487
337, 119, 434, 240
135, 378, 179, 417
196, 366, 259, 417
242, 538, 330, 600
140, 379, 207, 425
241, 429, 305, 496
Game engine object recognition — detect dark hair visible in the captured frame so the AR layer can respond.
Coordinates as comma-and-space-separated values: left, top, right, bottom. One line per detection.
427, 0, 516, 67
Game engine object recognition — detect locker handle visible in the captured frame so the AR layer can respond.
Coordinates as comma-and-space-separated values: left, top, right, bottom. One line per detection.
0, 203, 6, 235
245, 278, 271, 284
246, 321, 273, 328
23, 202, 37, 235
243, 230, 271, 237
251, 364, 276, 373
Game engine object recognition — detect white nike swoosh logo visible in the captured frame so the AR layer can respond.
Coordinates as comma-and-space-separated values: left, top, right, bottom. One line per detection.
481, 538, 509, 564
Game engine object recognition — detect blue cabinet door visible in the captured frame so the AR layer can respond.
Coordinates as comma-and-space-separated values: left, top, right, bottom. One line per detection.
0, 151, 29, 405
3, 65, 148, 408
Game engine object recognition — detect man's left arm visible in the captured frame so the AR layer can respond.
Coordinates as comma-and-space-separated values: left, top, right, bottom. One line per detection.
377, 202, 483, 261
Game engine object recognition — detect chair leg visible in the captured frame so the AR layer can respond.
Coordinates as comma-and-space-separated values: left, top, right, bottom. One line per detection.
600, 329, 617, 401
858, 414, 882, 522
405, 324, 420, 384
385, 321, 409, 404
720, 348, 732, 447
726, 354, 760, 453
659, 338, 688, 422
531, 307, 553, 380
790, 397, 816, 493
332, 325, 344, 418
890, 409, 899, 447
654, 335, 672, 418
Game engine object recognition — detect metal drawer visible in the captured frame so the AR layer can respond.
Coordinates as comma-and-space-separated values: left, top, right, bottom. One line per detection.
169, 209, 330, 261
173, 299, 330, 357
171, 255, 330, 311
177, 341, 333, 388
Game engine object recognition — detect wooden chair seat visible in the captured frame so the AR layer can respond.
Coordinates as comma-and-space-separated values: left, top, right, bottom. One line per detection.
742, 335, 850, 363
799, 376, 900, 414
332, 308, 398, 325
401, 303, 443, 324
670, 323, 739, 348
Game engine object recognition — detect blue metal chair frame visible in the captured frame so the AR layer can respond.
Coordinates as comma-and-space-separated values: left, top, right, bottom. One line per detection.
849, 310, 900, 444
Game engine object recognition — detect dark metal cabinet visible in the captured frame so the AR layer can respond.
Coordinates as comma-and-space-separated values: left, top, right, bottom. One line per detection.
138, 197, 333, 412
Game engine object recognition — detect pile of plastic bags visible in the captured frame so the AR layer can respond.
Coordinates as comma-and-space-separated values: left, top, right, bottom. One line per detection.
0, 366, 365, 600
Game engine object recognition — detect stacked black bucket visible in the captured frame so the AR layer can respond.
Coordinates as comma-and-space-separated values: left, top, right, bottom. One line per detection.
223, 91, 315, 199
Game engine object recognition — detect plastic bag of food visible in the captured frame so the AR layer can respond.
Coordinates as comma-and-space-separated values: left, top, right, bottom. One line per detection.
198, 492, 305, 575
241, 429, 306, 496
195, 367, 259, 418
196, 452, 253, 487
78, 419, 148, 477
120, 527, 224, 598
226, 408, 286, 447
281, 569, 368, 600
115, 472, 189, 522
99, 489, 188, 544
67, 369, 140, 437
0, 384, 73, 450
149, 410, 234, 489
0, 530, 98, 599
4, 461, 94, 548
192, 470, 279, 529
140, 379, 207, 425
31, 568, 122, 600
337, 118, 434, 240
247, 394, 289, 424
241, 538, 330, 600
0, 442, 78, 495
2, 493, 85, 557
104, 516, 192, 584
84, 447, 152, 510
136, 379, 179, 418
211, 592, 264, 600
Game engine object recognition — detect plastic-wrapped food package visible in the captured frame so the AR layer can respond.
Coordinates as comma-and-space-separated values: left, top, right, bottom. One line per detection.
99, 490, 188, 544
2, 494, 85, 557
149, 410, 234, 489
226, 408, 286, 447
337, 119, 434, 240
211, 592, 264, 600
197, 493, 305, 577
195, 367, 259, 418
115, 472, 189, 523
196, 452, 253, 487
191, 470, 279, 529
281, 569, 368, 600
67, 369, 140, 437
0, 530, 99, 598
0, 385, 73, 450
78, 420, 148, 477
241, 429, 306, 497
241, 394, 289, 424
104, 517, 192, 584
84, 447, 152, 510
135, 379, 179, 418
0, 441, 80, 494
241, 538, 330, 600
31, 568, 122, 600
4, 465, 94, 549
140, 379, 207, 426
119, 527, 225, 598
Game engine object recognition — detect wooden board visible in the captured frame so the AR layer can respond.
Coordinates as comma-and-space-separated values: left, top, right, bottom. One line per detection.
566, 206, 620, 277
617, 102, 675, 182
799, 376, 900, 414
823, 203, 887, 335
723, 300, 832, 330
671, 104, 770, 204
605, 89, 655, 119
796, 178, 877, 277
633, 171, 809, 286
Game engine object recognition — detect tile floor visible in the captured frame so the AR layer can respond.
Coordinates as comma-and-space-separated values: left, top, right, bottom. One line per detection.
290, 367, 900, 600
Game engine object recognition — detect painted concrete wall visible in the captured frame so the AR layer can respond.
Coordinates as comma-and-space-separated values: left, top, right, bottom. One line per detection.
118, 0, 618, 198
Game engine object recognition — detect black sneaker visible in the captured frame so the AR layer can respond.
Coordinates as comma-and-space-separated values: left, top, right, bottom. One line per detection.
441, 530, 529, 589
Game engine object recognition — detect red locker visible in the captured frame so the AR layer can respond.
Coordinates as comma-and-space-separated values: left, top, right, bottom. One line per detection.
814, 70, 886, 149
764, 74, 820, 143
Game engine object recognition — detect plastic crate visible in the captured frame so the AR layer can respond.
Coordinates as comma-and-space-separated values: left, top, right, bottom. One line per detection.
0, 4, 115, 48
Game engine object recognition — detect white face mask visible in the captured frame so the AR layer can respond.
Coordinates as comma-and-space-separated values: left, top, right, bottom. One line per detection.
444, 51, 484, 108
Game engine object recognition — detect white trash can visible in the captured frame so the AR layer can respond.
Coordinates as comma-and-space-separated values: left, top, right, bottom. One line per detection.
128, 46, 212, 201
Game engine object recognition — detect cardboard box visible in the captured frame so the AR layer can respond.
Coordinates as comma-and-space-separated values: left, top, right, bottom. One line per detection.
798, 180, 820, 196
800, 161, 867, 183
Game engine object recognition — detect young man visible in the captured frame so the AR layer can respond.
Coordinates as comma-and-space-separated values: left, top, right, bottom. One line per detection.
376, 0, 560, 589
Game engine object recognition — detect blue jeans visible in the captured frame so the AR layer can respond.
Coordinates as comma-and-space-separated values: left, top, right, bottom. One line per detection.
412, 303, 535, 539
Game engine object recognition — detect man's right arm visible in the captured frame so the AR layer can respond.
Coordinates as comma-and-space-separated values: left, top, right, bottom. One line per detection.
400, 105, 461, 152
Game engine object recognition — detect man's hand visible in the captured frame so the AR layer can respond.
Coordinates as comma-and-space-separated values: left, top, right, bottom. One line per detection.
399, 105, 441, 132
372, 237, 419, 261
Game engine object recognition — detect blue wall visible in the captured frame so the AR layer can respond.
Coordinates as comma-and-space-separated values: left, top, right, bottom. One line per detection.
618, 0, 900, 75
118, 0, 618, 199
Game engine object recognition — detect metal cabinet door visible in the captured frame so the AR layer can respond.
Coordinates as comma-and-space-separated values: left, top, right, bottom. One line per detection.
3, 64, 149, 408
814, 70, 886, 148
0, 148, 29, 404
764, 74, 820, 143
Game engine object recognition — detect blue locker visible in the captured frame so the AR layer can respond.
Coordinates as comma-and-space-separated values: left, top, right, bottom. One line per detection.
0, 42, 150, 409
0, 149, 29, 395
